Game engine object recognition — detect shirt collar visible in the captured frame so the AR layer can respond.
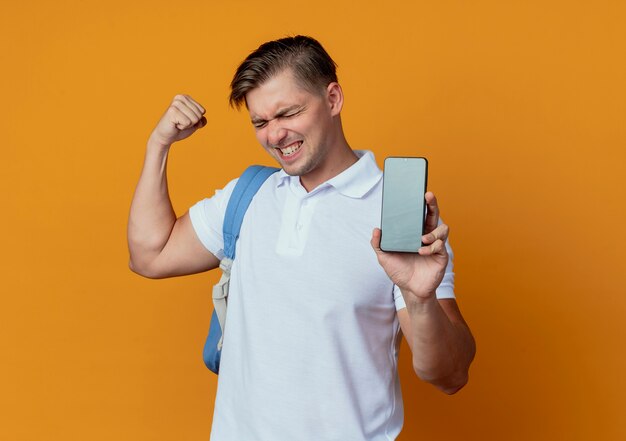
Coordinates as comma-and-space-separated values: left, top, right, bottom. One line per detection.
276, 150, 382, 199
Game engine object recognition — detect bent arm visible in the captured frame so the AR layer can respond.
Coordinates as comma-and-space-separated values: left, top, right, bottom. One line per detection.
371, 193, 476, 394
398, 298, 475, 394
127, 140, 176, 273
127, 140, 219, 278
127, 95, 218, 278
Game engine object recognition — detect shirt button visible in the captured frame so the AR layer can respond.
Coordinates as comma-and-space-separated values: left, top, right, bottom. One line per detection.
297, 223, 303, 230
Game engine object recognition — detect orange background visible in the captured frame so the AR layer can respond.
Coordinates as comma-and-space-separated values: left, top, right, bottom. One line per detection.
2, 1, 625, 439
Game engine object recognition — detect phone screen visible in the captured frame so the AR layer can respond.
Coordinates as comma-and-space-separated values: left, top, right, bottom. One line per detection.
380, 157, 428, 253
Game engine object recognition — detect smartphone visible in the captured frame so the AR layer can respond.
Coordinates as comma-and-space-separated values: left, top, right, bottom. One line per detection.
380, 157, 428, 253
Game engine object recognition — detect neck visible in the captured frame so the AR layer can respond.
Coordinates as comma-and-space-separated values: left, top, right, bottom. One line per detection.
300, 133, 358, 192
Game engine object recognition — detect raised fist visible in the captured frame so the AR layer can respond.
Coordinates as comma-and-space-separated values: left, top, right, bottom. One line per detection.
150, 95, 207, 147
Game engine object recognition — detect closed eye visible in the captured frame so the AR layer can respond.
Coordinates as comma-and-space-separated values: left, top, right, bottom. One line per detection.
283, 106, 306, 118
251, 106, 304, 128
282, 111, 300, 119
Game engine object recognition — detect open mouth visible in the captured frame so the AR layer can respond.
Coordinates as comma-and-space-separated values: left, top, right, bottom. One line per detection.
278, 141, 302, 157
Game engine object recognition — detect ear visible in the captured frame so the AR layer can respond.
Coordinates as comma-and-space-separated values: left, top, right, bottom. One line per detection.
326, 82, 344, 116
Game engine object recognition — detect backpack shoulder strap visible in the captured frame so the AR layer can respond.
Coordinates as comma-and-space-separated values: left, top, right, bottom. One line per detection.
222, 165, 280, 260
205, 165, 279, 372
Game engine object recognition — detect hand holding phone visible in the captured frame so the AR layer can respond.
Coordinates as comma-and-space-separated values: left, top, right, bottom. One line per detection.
373, 158, 451, 300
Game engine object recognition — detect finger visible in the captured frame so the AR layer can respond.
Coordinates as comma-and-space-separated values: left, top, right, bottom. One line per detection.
423, 191, 439, 234
187, 116, 207, 133
167, 106, 192, 130
418, 238, 447, 256
370, 228, 383, 253
182, 94, 206, 118
421, 223, 449, 245
176, 94, 204, 120
171, 100, 201, 126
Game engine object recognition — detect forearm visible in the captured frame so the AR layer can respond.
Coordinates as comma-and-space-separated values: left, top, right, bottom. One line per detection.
127, 138, 177, 271
405, 294, 475, 394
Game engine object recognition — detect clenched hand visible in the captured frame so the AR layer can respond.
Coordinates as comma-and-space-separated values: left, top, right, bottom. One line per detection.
149, 94, 207, 147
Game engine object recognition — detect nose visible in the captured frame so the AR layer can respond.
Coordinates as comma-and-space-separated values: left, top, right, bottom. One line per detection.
267, 121, 288, 147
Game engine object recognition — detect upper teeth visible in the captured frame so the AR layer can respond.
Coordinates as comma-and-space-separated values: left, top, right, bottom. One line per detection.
280, 142, 302, 156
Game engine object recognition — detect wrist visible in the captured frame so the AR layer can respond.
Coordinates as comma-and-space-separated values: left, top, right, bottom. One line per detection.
147, 133, 172, 152
144, 138, 172, 171
404, 290, 438, 311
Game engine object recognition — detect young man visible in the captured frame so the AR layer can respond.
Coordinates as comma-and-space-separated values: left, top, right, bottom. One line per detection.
128, 36, 475, 440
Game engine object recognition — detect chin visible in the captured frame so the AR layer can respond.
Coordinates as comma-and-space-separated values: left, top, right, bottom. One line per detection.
281, 165, 304, 176
285, 159, 318, 177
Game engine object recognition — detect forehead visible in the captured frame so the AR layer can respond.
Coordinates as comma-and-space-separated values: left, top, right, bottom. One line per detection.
246, 69, 319, 118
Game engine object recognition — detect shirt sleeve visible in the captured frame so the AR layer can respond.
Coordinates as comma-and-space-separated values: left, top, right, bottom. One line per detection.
394, 230, 456, 311
188, 178, 239, 261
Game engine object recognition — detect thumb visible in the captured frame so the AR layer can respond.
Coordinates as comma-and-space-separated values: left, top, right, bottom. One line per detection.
174, 116, 207, 141
370, 228, 383, 253
177, 116, 207, 131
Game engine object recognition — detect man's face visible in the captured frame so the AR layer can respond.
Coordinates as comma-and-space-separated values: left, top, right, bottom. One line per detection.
246, 69, 339, 181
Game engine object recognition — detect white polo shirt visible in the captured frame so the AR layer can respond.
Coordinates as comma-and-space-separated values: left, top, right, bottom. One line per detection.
189, 150, 455, 441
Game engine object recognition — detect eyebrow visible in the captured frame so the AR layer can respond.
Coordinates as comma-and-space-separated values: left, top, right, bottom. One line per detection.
250, 105, 303, 125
